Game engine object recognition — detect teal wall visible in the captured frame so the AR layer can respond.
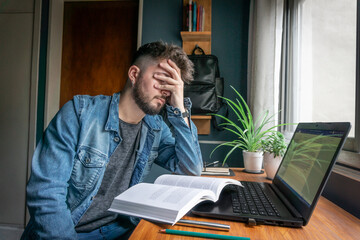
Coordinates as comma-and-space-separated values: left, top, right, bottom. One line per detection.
201, 0, 250, 167
36, 0, 49, 144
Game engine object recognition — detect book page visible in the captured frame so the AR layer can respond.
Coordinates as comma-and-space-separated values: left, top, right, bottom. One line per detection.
154, 174, 242, 201
109, 183, 215, 224
112, 183, 216, 209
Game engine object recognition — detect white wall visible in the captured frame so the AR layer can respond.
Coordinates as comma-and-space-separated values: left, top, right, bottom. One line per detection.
0, 0, 35, 227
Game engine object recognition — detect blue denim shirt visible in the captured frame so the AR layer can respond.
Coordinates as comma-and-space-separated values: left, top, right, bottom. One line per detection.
22, 92, 203, 239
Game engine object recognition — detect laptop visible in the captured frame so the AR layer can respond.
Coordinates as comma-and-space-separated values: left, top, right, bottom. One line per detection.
192, 122, 351, 227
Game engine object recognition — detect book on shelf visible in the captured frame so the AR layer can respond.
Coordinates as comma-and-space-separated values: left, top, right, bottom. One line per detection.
197, 5, 205, 31
192, 1, 197, 31
108, 174, 242, 225
188, 0, 192, 31
184, 0, 206, 32
196, 4, 200, 31
201, 5, 205, 31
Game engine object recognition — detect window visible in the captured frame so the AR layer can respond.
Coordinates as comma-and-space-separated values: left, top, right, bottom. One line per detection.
281, 0, 360, 170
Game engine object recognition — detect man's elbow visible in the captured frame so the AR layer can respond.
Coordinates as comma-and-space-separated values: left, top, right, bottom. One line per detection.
180, 161, 203, 176
192, 165, 203, 176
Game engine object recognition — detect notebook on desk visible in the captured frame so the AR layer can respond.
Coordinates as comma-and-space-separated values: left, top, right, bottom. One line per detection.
192, 122, 351, 227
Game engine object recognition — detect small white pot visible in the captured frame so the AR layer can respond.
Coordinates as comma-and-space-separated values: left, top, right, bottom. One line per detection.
243, 150, 263, 173
263, 152, 283, 179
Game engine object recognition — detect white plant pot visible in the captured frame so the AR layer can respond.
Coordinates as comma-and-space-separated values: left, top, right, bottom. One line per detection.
243, 150, 263, 173
263, 152, 283, 180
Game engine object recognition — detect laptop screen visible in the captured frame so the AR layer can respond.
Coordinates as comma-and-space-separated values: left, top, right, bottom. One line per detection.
276, 128, 343, 205
273, 122, 350, 224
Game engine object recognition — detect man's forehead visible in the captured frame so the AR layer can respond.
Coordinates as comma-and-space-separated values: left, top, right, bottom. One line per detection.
145, 59, 169, 73
148, 58, 167, 67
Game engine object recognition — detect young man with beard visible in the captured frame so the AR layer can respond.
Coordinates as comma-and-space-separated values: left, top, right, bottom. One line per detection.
21, 41, 203, 240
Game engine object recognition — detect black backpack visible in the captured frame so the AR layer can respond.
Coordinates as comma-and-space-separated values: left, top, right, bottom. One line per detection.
184, 45, 224, 114
184, 46, 228, 130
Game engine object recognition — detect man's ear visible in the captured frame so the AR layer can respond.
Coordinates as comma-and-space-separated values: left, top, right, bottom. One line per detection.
128, 65, 140, 84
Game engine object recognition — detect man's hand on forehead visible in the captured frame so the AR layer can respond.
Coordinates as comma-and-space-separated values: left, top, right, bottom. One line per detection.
154, 59, 185, 112
154, 59, 182, 90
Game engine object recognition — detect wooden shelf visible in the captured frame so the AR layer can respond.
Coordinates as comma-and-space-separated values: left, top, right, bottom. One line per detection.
191, 115, 211, 120
191, 115, 212, 135
180, 31, 211, 41
182, 0, 212, 134
181, 31, 211, 54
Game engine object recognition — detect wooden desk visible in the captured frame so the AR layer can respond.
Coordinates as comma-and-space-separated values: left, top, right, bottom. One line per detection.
129, 168, 360, 240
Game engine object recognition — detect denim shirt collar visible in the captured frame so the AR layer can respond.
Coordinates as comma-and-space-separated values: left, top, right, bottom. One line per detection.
104, 92, 161, 134
105, 92, 121, 133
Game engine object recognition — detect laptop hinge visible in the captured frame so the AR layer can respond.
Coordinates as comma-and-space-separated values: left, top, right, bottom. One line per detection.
269, 184, 303, 219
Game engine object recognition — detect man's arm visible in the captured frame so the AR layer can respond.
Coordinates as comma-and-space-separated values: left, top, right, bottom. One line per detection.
153, 59, 203, 175
155, 101, 203, 176
25, 99, 80, 239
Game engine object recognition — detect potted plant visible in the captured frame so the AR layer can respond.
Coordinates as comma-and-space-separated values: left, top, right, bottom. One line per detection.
261, 132, 287, 179
211, 86, 285, 173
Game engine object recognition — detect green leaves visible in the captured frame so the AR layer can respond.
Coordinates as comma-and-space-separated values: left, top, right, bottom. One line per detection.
261, 132, 287, 157
210, 86, 286, 165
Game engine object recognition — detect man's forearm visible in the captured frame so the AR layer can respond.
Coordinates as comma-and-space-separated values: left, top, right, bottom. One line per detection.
159, 116, 203, 175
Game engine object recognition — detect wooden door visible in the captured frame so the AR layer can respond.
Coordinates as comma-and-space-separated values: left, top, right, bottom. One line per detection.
60, 1, 138, 107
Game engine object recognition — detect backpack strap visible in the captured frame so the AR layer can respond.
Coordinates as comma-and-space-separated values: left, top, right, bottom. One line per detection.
211, 104, 229, 131
191, 45, 206, 55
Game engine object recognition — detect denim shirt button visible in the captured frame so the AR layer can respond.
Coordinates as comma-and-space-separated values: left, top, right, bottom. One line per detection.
174, 110, 179, 115
85, 158, 91, 164
114, 137, 120, 142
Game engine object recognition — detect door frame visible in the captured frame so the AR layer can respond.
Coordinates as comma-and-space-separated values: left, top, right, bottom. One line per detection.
45, 0, 143, 127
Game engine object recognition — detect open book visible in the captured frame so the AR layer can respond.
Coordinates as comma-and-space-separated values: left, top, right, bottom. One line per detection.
108, 174, 242, 225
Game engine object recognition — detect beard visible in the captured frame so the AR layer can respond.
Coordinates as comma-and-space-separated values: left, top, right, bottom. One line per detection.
132, 78, 167, 115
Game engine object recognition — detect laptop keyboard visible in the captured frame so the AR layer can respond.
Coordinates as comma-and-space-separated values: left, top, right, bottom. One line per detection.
231, 182, 281, 217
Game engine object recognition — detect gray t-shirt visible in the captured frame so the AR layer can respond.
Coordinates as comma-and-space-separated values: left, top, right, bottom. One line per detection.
75, 119, 142, 232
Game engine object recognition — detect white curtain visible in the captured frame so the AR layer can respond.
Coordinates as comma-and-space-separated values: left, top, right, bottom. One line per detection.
247, 0, 285, 127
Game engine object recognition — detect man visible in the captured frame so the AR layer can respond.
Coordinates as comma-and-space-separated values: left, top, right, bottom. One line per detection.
21, 41, 203, 239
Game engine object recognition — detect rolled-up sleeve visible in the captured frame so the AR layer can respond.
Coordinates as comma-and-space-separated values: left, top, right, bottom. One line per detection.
155, 98, 203, 175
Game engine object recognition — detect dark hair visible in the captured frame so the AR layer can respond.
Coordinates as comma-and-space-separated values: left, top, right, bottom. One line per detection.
131, 41, 194, 84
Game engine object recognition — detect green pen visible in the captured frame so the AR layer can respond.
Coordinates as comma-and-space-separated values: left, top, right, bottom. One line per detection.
159, 229, 250, 240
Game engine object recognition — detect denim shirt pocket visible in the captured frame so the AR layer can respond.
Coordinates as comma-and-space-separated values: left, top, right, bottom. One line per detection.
68, 146, 107, 209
